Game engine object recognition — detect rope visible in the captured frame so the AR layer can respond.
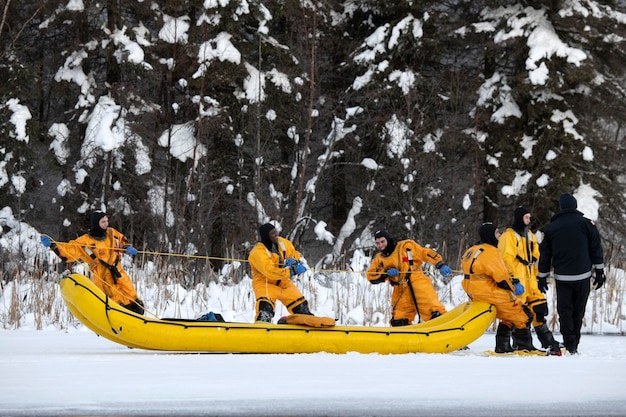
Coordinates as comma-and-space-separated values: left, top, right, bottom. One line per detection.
42, 235, 626, 291
47, 240, 445, 276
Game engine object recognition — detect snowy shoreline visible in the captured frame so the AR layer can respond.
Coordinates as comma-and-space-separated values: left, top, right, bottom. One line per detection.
1, 329, 625, 417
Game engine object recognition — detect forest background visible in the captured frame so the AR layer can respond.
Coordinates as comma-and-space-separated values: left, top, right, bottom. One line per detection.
1, 1, 626, 329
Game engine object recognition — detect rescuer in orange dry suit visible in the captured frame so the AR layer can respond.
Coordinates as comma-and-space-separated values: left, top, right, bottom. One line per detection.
498, 206, 561, 354
461, 222, 536, 353
248, 222, 313, 323
366, 230, 453, 326
40, 211, 144, 314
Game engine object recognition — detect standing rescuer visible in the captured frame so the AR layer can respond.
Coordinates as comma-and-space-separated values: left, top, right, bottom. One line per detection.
366, 230, 453, 326
40, 211, 144, 315
498, 206, 561, 354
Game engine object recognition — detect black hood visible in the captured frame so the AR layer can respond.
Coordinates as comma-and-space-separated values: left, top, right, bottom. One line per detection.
258, 223, 276, 250
374, 229, 396, 256
559, 193, 577, 210
479, 223, 499, 247
512, 206, 530, 235
89, 211, 107, 239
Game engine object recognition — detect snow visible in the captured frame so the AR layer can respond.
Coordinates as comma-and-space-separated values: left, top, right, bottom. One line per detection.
1, 206, 626, 416
551, 109, 583, 140
3, 3, 626, 412
384, 115, 412, 160
1, 329, 625, 417
574, 183, 602, 221
4, 1, 621, 217
65, 0, 84, 12
54, 49, 92, 98
501, 170, 532, 197
242, 62, 265, 103
481, 6, 586, 85
360, 158, 378, 170
159, 14, 190, 44
83, 96, 126, 158
314, 221, 334, 244
110, 27, 146, 65
0, 161, 7, 188
6, 99, 32, 143
526, 18, 587, 85
194, 32, 242, 79
475, 72, 522, 124
157, 122, 206, 165
47, 123, 70, 165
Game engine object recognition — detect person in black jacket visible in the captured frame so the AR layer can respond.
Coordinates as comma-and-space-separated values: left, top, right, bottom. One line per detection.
538, 193, 605, 355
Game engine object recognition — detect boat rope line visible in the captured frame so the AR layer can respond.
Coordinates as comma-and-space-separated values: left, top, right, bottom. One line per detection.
103, 293, 119, 335
47, 237, 626, 291
44, 237, 452, 276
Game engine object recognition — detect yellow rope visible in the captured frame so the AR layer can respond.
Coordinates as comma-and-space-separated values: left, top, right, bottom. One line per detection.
42, 235, 626, 291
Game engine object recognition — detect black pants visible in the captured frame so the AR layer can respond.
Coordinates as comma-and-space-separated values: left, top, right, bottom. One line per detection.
555, 278, 590, 351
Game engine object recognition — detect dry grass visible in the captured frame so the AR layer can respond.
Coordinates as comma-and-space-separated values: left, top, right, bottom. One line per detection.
1, 251, 625, 333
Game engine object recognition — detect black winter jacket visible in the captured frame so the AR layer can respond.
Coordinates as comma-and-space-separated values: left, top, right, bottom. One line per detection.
538, 208, 604, 282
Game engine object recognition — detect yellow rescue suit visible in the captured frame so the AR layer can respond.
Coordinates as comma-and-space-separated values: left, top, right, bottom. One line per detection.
367, 240, 447, 323
248, 236, 308, 319
55, 228, 139, 306
498, 227, 548, 327
461, 243, 530, 329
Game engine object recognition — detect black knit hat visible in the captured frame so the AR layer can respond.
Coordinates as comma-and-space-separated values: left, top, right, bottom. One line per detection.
89, 211, 107, 239
479, 222, 499, 247
374, 229, 396, 256
559, 193, 577, 210
258, 223, 276, 249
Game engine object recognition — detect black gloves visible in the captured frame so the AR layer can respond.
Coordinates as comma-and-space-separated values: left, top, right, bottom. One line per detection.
593, 269, 605, 290
538, 276, 548, 293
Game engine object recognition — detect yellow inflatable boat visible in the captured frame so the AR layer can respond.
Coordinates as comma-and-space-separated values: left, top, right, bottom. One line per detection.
60, 273, 496, 354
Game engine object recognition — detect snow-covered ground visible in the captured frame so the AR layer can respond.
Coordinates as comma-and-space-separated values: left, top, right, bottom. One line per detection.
1, 328, 625, 417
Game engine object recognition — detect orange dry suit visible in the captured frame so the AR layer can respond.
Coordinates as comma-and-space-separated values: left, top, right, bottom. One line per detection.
366, 239, 447, 324
54, 228, 139, 307
461, 242, 530, 330
248, 236, 309, 321
498, 227, 548, 327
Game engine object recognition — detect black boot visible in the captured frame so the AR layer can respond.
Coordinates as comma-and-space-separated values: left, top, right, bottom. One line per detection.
123, 298, 145, 315
292, 300, 313, 315
535, 323, 562, 355
390, 318, 410, 327
495, 323, 514, 353
256, 300, 274, 323
512, 327, 539, 351
430, 311, 442, 320
563, 334, 578, 354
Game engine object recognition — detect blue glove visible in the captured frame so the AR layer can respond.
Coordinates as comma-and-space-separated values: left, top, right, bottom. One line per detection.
125, 246, 138, 255
290, 263, 307, 276
284, 258, 298, 267
513, 282, 525, 296
438, 264, 453, 277
386, 268, 400, 277
40, 236, 52, 248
